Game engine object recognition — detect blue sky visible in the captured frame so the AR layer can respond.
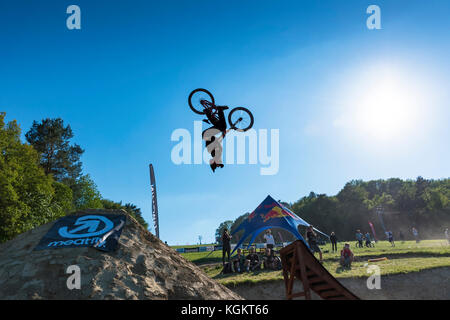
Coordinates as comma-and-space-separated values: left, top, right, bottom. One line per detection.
1, 0, 449, 244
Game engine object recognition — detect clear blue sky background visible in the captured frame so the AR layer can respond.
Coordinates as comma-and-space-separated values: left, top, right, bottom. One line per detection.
1, 0, 449, 244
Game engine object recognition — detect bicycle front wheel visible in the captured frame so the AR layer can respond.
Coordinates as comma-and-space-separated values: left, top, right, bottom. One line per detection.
188, 88, 215, 115
228, 107, 254, 132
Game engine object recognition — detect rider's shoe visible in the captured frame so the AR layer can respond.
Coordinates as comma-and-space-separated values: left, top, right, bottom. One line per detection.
217, 164, 224, 168
210, 162, 217, 172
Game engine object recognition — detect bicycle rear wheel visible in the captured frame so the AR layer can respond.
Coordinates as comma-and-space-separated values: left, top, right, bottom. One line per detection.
188, 88, 215, 115
228, 107, 254, 132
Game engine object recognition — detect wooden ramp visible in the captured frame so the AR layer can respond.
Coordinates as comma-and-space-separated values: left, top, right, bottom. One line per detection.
280, 240, 359, 300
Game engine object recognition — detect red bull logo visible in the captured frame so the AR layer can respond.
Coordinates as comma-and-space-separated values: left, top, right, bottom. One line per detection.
248, 201, 300, 222
262, 206, 289, 222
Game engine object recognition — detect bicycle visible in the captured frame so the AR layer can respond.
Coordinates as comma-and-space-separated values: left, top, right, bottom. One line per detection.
188, 88, 254, 132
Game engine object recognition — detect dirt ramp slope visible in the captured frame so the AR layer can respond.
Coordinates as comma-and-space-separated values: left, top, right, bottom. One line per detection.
0, 209, 242, 300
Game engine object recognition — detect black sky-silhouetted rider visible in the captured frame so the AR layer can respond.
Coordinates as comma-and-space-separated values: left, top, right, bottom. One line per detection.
188, 88, 254, 173
202, 105, 228, 173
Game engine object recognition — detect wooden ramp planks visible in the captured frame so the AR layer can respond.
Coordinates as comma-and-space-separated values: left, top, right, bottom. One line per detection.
280, 240, 360, 300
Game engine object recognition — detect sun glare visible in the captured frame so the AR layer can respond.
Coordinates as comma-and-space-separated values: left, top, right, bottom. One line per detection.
357, 78, 417, 139
339, 66, 426, 142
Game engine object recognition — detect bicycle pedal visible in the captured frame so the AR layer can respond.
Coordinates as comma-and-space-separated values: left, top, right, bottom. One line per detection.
202, 119, 210, 124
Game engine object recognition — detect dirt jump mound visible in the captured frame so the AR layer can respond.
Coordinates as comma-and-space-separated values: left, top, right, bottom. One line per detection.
0, 209, 242, 300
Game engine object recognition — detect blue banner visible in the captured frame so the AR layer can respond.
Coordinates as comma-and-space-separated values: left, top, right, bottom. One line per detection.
34, 214, 126, 252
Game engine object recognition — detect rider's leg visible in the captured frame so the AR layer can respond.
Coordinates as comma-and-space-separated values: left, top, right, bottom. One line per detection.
214, 143, 223, 167
210, 144, 218, 172
203, 127, 223, 171
204, 128, 223, 166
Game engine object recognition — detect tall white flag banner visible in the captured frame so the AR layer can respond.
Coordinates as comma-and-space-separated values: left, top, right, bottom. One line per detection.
149, 164, 160, 239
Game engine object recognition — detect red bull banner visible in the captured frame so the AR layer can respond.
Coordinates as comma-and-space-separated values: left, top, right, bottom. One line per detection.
368, 221, 378, 241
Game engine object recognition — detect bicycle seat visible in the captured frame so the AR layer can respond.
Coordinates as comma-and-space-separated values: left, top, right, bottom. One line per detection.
216, 105, 229, 110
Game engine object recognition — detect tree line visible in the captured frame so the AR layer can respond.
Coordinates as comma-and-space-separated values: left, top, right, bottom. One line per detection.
216, 177, 450, 244
0, 113, 148, 243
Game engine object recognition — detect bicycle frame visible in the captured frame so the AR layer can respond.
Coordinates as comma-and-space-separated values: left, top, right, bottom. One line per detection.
200, 99, 244, 130
200, 99, 219, 120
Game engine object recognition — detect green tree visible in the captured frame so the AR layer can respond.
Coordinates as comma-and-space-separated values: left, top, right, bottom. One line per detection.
0, 113, 72, 242
25, 118, 88, 210
215, 220, 234, 244
229, 213, 249, 244
70, 174, 103, 210
25, 118, 84, 182
101, 199, 149, 229
216, 178, 450, 241
123, 203, 149, 230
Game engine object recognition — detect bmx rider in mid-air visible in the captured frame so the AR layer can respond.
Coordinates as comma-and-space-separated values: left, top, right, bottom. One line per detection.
202, 105, 228, 172
188, 88, 254, 173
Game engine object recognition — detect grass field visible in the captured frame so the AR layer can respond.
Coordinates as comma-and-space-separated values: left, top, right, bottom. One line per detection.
171, 244, 215, 249
178, 240, 450, 286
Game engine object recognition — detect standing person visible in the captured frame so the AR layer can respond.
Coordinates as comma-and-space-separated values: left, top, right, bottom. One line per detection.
445, 228, 449, 244
365, 231, 373, 247
388, 231, 395, 247
221, 228, 232, 265
330, 232, 338, 253
412, 227, 420, 243
263, 229, 276, 250
306, 225, 323, 263
356, 230, 363, 248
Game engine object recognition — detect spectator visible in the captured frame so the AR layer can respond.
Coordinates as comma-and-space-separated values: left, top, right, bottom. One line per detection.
222, 228, 232, 265
388, 231, 395, 247
412, 227, 420, 243
245, 247, 261, 272
365, 232, 373, 247
330, 232, 338, 253
263, 248, 282, 270
356, 230, 364, 248
263, 229, 276, 250
340, 243, 354, 269
445, 228, 449, 245
306, 225, 323, 263
232, 248, 246, 273
263, 248, 275, 270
